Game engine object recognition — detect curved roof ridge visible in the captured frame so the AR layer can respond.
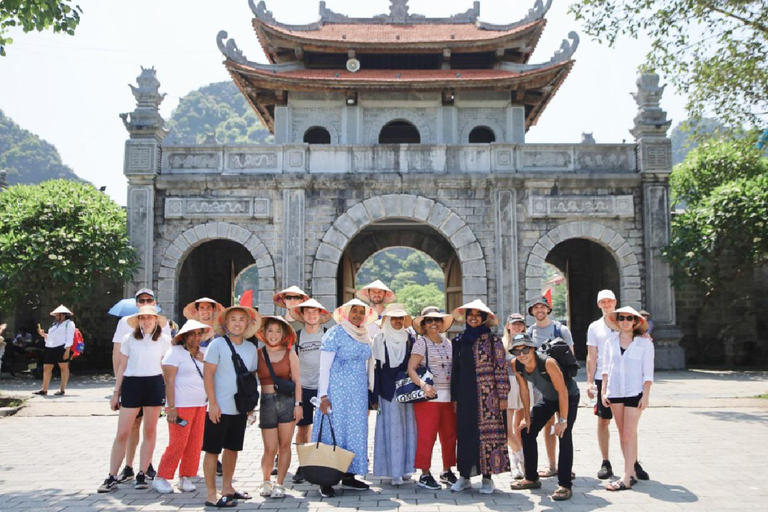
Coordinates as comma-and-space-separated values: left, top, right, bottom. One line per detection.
477, 0, 553, 31
217, 30, 304, 71
499, 30, 579, 72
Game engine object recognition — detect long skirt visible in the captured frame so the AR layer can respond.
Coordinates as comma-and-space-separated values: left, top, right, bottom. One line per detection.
373, 397, 417, 478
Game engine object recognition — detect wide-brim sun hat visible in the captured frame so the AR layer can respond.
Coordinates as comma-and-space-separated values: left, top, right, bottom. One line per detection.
605, 306, 649, 334
332, 298, 378, 326
50, 305, 73, 316
214, 305, 262, 338
256, 315, 298, 348
127, 305, 168, 329
272, 286, 309, 309
452, 299, 499, 327
356, 280, 396, 304
183, 297, 225, 321
527, 296, 552, 315
413, 306, 454, 335
172, 319, 213, 345
375, 303, 413, 329
289, 298, 333, 325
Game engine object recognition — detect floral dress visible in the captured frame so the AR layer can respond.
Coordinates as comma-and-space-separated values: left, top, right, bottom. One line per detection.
312, 325, 372, 475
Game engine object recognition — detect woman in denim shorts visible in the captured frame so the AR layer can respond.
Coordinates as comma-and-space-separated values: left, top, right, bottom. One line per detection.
256, 316, 301, 499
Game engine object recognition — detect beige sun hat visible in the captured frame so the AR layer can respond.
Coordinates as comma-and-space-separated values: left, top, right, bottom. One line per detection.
214, 305, 262, 338
289, 298, 333, 325
172, 319, 213, 345
256, 315, 298, 349
413, 306, 454, 335
452, 299, 499, 327
50, 305, 73, 316
127, 305, 168, 329
272, 286, 309, 309
356, 280, 396, 304
183, 297, 224, 321
605, 306, 649, 334
375, 303, 413, 329
332, 298, 378, 326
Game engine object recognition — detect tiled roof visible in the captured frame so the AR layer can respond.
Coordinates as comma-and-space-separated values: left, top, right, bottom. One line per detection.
276, 68, 536, 81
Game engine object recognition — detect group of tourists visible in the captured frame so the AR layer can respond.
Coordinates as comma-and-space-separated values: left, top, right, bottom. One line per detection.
56, 278, 653, 506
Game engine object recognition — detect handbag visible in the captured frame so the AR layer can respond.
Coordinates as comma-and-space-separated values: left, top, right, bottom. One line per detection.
261, 346, 296, 397
394, 340, 438, 403
223, 336, 260, 414
296, 414, 355, 486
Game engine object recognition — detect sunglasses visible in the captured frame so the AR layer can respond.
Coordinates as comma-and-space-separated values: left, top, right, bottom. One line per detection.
284, 295, 304, 301
423, 317, 439, 324
511, 346, 534, 356
616, 315, 636, 322
136, 298, 154, 304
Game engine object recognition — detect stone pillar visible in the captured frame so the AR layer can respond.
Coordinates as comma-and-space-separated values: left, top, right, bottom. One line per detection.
282, 189, 306, 290
120, 67, 168, 297
341, 105, 360, 144
495, 190, 520, 319
630, 72, 685, 369
506, 106, 525, 143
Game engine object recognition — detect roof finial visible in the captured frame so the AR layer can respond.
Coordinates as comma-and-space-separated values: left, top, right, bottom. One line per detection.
390, 0, 410, 23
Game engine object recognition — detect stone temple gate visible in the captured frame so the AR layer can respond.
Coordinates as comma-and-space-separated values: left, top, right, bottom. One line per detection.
121, 0, 685, 367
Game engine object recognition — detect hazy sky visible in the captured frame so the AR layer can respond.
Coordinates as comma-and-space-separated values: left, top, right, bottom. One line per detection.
1, 0, 686, 205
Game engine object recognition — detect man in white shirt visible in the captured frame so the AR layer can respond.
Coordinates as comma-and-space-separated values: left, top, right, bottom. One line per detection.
586, 290, 617, 480
111, 288, 171, 482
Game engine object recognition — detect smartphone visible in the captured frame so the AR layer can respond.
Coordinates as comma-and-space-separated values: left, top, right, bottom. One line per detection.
176, 417, 188, 427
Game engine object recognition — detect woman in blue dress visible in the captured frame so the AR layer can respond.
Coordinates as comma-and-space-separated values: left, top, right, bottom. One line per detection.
313, 298, 377, 498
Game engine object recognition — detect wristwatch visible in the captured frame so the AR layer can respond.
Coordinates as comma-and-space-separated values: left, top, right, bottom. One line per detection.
557, 417, 568, 425
295, 401, 303, 407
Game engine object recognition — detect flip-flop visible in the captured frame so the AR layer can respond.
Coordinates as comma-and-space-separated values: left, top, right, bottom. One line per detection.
510, 479, 542, 490
205, 496, 238, 508
227, 490, 252, 500
606, 480, 632, 492
54, 390, 65, 396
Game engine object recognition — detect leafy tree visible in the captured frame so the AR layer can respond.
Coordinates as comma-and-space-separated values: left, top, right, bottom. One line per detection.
165, 82, 272, 145
0, 180, 137, 311
670, 118, 726, 165
570, 0, 768, 128
397, 283, 445, 317
0, 110, 81, 185
0, 0, 82, 56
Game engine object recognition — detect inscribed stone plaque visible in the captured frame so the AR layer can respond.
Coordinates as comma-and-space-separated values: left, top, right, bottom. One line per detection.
528, 195, 634, 218
645, 144, 671, 170
520, 149, 571, 170
129, 146, 152, 172
165, 198, 271, 219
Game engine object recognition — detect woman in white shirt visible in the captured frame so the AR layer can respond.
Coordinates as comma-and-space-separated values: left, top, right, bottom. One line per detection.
601, 306, 654, 492
98, 306, 171, 494
34, 305, 76, 396
153, 320, 212, 494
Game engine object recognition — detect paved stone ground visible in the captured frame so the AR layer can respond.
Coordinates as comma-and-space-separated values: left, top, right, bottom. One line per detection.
1, 369, 767, 511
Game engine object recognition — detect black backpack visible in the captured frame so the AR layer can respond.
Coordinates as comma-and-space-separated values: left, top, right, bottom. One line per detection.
515, 337, 580, 383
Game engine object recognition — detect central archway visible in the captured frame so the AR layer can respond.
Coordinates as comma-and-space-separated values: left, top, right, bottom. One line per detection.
311, 195, 487, 313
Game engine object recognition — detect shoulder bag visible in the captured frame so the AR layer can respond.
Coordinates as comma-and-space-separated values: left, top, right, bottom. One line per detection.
261, 346, 296, 397
394, 338, 437, 403
223, 336, 260, 413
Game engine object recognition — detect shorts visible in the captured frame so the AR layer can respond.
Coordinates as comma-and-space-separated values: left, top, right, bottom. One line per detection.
609, 393, 643, 408
203, 413, 248, 454
507, 375, 534, 410
259, 392, 296, 429
297, 387, 317, 427
44, 346, 69, 365
120, 375, 165, 408
594, 380, 613, 419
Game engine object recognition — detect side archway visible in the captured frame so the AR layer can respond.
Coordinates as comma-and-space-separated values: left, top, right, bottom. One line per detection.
460, 120, 504, 144
157, 221, 276, 317
523, 221, 642, 310
366, 110, 432, 144
311, 194, 487, 310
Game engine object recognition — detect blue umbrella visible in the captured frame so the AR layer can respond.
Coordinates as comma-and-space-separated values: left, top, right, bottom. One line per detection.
108, 298, 162, 317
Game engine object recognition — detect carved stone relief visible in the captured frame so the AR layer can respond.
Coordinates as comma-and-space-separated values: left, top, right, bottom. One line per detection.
529, 195, 635, 218
519, 149, 572, 169
228, 152, 278, 170
168, 153, 219, 170
165, 198, 272, 219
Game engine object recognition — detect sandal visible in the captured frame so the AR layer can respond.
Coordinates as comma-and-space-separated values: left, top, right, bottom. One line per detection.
510, 479, 542, 490
538, 466, 556, 478
205, 496, 238, 508
32, 390, 47, 396
54, 390, 65, 396
270, 484, 286, 499
551, 486, 572, 501
228, 490, 251, 500
606, 480, 632, 492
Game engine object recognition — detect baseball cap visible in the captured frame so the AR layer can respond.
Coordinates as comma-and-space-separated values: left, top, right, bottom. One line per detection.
135, 288, 155, 299
596, 290, 616, 302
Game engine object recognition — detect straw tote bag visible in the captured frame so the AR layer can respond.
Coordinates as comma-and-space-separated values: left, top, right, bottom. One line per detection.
297, 414, 355, 486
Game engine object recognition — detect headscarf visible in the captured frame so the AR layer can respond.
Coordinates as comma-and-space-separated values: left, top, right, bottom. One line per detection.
459, 311, 491, 345
373, 320, 410, 366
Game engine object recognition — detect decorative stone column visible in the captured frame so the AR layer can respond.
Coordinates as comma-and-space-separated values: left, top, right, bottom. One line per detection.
495, 190, 519, 318
282, 189, 306, 290
120, 67, 168, 296
630, 72, 685, 369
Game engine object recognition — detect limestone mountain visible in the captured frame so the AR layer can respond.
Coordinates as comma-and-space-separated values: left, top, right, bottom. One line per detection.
165, 81, 273, 145
0, 110, 81, 185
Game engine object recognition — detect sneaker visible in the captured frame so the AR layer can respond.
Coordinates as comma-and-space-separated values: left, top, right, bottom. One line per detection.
451, 477, 471, 492
270, 484, 286, 499
135, 471, 148, 490
511, 467, 524, 480
177, 477, 196, 492
439, 470, 457, 484
391, 476, 404, 486
97, 475, 118, 493
319, 485, 335, 498
341, 476, 370, 490
597, 461, 614, 480
146, 463, 157, 480
418, 474, 441, 490
216, 460, 223, 476
292, 467, 305, 484
259, 481, 273, 497
634, 461, 649, 481
480, 477, 495, 494
118, 465, 135, 483
152, 477, 173, 494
